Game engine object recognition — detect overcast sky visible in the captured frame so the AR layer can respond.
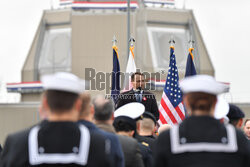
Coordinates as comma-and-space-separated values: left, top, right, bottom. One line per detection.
0, 0, 250, 103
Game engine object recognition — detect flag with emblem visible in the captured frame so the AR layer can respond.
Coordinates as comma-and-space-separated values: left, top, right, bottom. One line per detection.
158, 46, 185, 126
111, 45, 120, 103
123, 46, 136, 91
185, 47, 197, 77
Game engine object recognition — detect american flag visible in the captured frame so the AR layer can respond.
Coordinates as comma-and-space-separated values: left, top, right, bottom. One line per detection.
158, 46, 185, 126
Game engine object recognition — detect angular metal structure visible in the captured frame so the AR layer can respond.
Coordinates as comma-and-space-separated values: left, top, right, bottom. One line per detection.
21, 1, 214, 102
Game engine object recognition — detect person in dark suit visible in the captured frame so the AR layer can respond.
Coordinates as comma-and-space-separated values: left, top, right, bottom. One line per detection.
116, 134, 144, 167
227, 104, 245, 129
116, 72, 159, 120
78, 93, 124, 167
0, 72, 112, 167
153, 75, 250, 167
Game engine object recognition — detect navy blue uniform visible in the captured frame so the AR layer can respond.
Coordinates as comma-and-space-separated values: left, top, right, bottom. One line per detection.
78, 120, 124, 167
153, 116, 250, 167
135, 133, 155, 151
0, 121, 112, 167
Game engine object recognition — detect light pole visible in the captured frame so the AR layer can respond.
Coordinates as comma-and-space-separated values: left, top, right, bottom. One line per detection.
127, 0, 131, 59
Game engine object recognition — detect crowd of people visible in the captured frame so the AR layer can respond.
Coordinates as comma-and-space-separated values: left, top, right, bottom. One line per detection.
0, 72, 249, 167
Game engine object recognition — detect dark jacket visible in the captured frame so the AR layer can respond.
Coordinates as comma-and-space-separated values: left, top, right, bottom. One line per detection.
153, 116, 250, 167
0, 120, 112, 167
135, 133, 156, 151
117, 135, 144, 167
96, 123, 116, 134
78, 120, 124, 167
138, 142, 153, 167
116, 89, 159, 120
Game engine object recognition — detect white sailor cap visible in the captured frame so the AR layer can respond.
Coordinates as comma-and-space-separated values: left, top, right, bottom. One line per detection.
179, 75, 229, 95
214, 95, 229, 119
114, 102, 145, 119
41, 72, 85, 94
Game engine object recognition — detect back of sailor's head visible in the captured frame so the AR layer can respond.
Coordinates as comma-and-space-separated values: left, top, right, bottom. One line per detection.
227, 104, 245, 120
227, 104, 245, 127
179, 75, 229, 114
41, 72, 85, 113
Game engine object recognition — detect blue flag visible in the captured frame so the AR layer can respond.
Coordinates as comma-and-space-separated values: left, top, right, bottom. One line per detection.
185, 48, 197, 77
184, 47, 196, 118
111, 46, 120, 103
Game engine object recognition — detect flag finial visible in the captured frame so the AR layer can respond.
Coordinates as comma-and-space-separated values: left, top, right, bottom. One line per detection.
129, 37, 135, 47
112, 35, 117, 46
169, 35, 175, 47
189, 35, 195, 48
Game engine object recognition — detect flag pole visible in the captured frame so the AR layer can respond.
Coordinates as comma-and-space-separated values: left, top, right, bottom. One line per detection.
189, 35, 194, 48
129, 37, 135, 47
127, 0, 131, 60
169, 35, 175, 47
188, 35, 195, 60
112, 35, 117, 47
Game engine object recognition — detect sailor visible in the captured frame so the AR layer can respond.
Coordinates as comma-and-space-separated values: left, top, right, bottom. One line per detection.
153, 75, 250, 167
114, 102, 153, 167
78, 93, 124, 167
135, 111, 156, 151
227, 104, 245, 128
0, 72, 112, 167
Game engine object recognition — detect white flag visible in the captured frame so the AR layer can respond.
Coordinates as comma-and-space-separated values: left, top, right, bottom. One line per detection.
123, 47, 136, 91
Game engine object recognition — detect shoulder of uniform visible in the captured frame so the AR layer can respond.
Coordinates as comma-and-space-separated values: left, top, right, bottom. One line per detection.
3, 127, 31, 153
118, 135, 138, 145
90, 129, 106, 140
141, 141, 149, 147
234, 127, 249, 142
100, 130, 120, 141
7, 126, 32, 142
158, 128, 171, 140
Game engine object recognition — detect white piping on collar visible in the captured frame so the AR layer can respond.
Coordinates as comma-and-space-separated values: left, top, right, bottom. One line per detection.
28, 124, 90, 165
170, 124, 238, 154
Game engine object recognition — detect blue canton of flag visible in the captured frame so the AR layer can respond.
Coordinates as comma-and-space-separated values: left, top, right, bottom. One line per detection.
158, 46, 185, 125
111, 46, 120, 103
185, 48, 197, 77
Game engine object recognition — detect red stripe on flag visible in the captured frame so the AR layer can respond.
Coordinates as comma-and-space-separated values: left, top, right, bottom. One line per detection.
159, 111, 167, 124
160, 98, 177, 124
175, 106, 185, 121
